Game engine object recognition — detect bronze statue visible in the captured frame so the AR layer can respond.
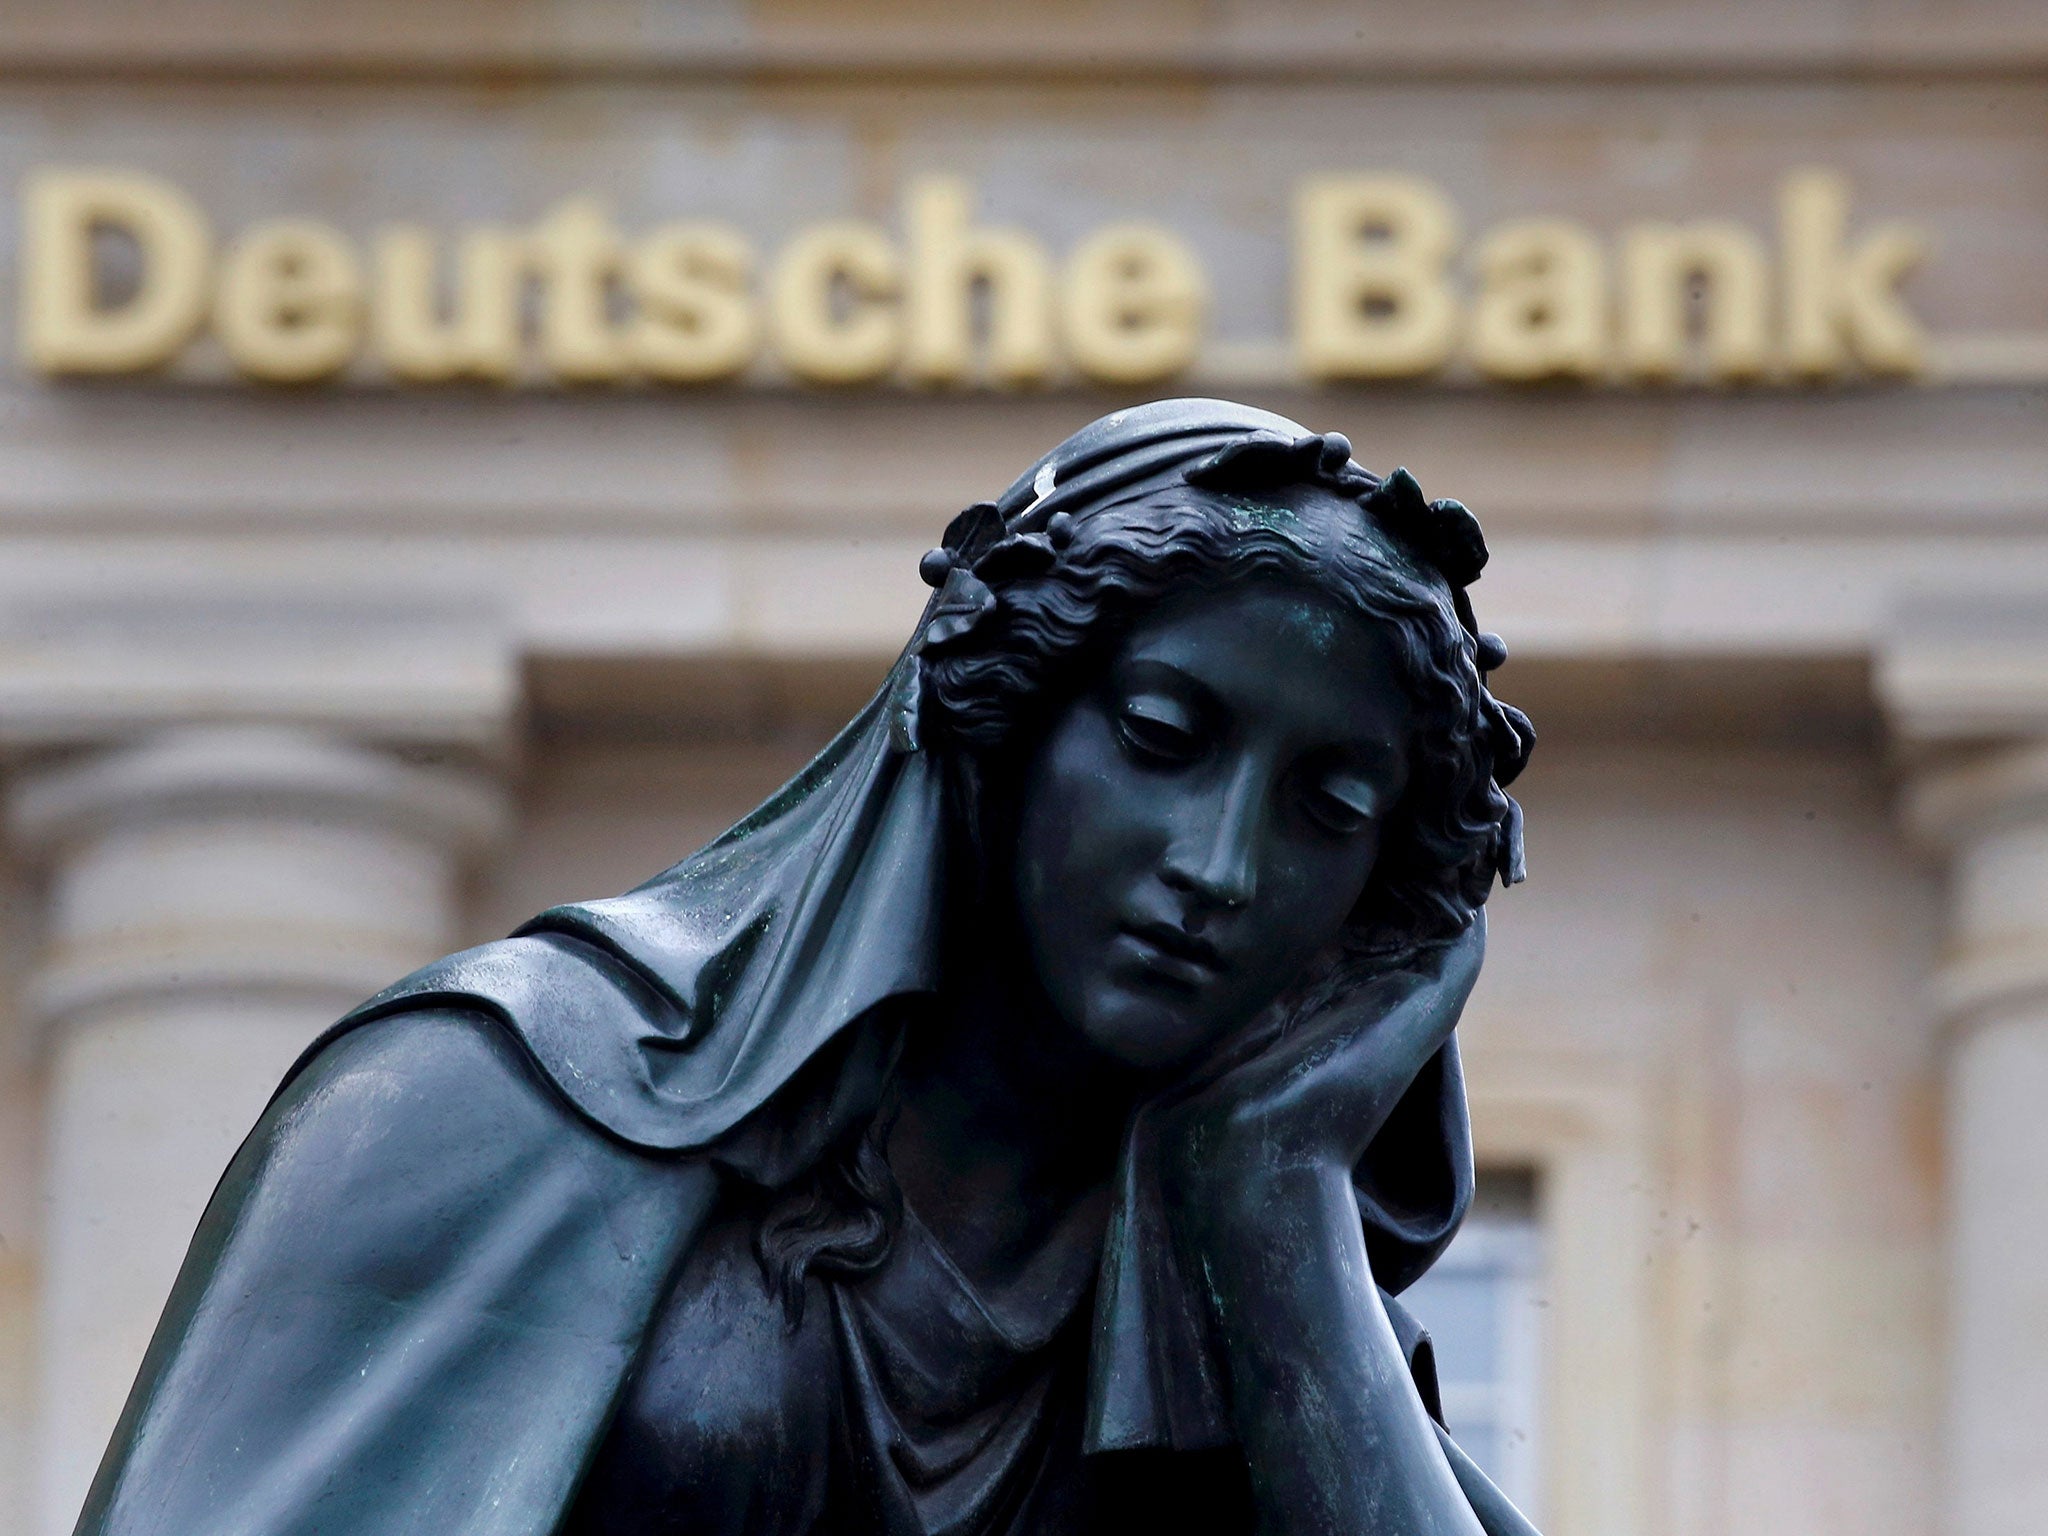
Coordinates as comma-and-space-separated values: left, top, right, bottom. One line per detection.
76, 399, 1538, 1535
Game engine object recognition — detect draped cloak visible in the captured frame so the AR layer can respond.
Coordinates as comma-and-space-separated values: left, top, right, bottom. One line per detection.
73, 400, 1512, 1536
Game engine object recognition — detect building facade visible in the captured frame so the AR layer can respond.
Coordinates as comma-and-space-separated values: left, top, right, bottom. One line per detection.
3, 4, 2047, 1533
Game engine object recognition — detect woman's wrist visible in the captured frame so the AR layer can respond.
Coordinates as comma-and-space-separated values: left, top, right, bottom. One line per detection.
1165, 1154, 1353, 1306
1158, 1107, 1345, 1215
1181, 1162, 1482, 1536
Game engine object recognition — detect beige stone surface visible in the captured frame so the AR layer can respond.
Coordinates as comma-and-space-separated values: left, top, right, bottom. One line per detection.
1460, 740, 1944, 1536
6, 0, 2048, 72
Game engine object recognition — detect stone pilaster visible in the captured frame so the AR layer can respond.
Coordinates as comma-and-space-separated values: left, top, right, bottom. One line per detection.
9, 726, 506, 1536
1902, 740, 2048, 1536
1882, 592, 2048, 1536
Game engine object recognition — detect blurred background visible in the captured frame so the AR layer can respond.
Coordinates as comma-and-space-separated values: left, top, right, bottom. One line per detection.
1, 3, 2045, 1533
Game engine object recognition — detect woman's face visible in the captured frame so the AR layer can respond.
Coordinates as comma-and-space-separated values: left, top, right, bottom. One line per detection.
1012, 580, 1416, 1074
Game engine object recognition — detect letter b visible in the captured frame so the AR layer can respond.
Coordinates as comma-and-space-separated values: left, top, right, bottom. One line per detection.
1293, 174, 1460, 379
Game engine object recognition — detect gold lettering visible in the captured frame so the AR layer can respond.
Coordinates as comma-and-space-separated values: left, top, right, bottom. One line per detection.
214, 219, 363, 383
627, 222, 758, 383
9, 162, 1956, 395
371, 225, 523, 383
1293, 174, 1459, 379
20, 169, 212, 374
1060, 224, 1206, 384
1469, 218, 1606, 381
767, 221, 901, 385
1780, 169, 1929, 378
1620, 221, 1771, 382
904, 178, 1055, 387
530, 199, 629, 383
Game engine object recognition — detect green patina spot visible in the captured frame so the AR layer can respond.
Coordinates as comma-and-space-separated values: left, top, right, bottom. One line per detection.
1291, 601, 1341, 652
1221, 495, 1303, 533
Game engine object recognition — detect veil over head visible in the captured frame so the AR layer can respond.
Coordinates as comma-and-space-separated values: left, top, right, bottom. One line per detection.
323, 398, 1484, 1454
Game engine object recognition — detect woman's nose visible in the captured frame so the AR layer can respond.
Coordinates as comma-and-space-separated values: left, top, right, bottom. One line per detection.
1160, 759, 1261, 911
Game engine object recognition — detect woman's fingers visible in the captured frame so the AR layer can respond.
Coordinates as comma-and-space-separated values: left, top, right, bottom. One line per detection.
1245, 917, 1480, 1089
1199, 914, 1486, 1162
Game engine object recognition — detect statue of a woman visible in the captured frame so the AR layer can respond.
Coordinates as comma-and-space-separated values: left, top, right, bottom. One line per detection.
76, 399, 1538, 1536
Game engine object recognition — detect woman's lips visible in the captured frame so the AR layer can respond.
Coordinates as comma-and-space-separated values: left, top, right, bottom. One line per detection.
1116, 920, 1227, 991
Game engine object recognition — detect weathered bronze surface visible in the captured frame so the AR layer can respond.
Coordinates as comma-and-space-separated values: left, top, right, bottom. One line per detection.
77, 399, 1539, 1536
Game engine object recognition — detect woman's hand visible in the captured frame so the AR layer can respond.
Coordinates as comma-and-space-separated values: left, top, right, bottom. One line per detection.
1152, 911, 1485, 1204
1141, 914, 1490, 1536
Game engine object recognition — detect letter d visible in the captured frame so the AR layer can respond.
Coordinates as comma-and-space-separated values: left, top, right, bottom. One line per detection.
20, 169, 212, 374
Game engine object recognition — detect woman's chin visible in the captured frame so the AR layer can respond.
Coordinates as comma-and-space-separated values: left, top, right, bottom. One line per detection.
1069, 984, 1229, 1077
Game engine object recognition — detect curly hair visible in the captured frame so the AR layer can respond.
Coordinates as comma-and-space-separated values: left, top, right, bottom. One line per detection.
916, 478, 1528, 959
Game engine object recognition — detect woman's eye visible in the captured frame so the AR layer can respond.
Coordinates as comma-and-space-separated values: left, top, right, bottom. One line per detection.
1303, 773, 1381, 836
1115, 697, 1202, 764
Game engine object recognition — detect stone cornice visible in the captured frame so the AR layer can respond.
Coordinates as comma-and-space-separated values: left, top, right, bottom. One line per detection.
8, 725, 508, 858
1931, 936, 2048, 1034
6, 12, 2048, 84
0, 589, 521, 758
1879, 594, 2048, 750
1898, 742, 2048, 1030
1882, 597, 2048, 1032
6, 725, 509, 1034
1904, 740, 2048, 850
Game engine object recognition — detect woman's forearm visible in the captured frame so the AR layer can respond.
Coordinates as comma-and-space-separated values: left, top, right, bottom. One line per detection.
1194, 1161, 1485, 1536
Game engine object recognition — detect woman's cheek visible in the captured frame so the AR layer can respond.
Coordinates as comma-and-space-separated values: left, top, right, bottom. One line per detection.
1038, 718, 1144, 892
1254, 836, 1382, 974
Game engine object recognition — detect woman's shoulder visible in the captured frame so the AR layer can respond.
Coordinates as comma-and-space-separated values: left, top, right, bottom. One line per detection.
215, 1006, 718, 1328
281, 1005, 562, 1138
269, 1007, 567, 1172
262, 1006, 710, 1223
302, 931, 742, 1156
